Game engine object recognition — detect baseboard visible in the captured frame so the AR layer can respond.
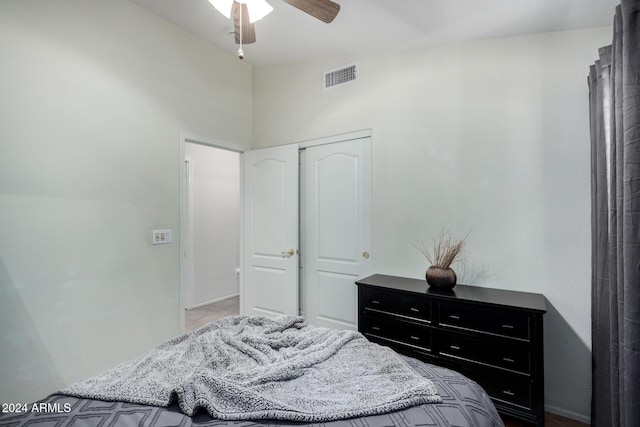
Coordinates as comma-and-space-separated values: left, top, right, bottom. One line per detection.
545, 404, 591, 425
187, 293, 239, 310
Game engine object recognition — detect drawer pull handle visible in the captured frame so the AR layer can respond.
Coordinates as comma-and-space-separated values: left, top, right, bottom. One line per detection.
502, 357, 515, 363
371, 300, 381, 305
410, 336, 420, 341
371, 326, 381, 331
449, 315, 461, 320
503, 390, 515, 396
410, 307, 420, 312
450, 345, 461, 350
502, 324, 515, 329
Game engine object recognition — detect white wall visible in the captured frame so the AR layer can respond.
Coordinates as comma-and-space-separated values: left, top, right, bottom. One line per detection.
0, 0, 251, 403
185, 143, 240, 308
253, 27, 611, 421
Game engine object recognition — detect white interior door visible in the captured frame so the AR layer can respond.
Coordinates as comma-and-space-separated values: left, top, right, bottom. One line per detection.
304, 137, 372, 330
242, 145, 299, 317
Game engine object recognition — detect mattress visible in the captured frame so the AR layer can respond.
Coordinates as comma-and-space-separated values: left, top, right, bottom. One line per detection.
0, 357, 503, 427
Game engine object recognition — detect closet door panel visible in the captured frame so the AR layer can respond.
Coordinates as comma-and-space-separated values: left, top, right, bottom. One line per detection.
304, 138, 372, 330
242, 145, 299, 317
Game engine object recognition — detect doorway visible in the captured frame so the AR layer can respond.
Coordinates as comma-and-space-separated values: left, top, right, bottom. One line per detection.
180, 134, 244, 332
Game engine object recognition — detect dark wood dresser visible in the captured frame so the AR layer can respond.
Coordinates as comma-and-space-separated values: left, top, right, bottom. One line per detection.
356, 274, 547, 426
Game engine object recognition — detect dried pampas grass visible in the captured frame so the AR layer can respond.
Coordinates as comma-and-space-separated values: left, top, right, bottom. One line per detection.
413, 229, 470, 269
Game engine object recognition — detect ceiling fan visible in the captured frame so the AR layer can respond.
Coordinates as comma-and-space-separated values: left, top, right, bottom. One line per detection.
208, 0, 340, 58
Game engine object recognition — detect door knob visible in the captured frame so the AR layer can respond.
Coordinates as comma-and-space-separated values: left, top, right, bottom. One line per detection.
281, 249, 295, 257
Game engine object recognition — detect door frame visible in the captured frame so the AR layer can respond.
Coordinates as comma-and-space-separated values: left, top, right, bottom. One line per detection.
297, 129, 371, 149
184, 155, 194, 309
179, 132, 247, 333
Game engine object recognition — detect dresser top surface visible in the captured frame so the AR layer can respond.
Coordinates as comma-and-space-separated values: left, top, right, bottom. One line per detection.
356, 274, 547, 313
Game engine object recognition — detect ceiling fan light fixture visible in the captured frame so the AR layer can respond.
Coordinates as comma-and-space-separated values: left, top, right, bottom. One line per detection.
241, 0, 273, 23
208, 0, 233, 18
208, 0, 273, 23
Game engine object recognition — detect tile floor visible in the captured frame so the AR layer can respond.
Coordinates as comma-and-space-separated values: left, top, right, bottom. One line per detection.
185, 295, 239, 332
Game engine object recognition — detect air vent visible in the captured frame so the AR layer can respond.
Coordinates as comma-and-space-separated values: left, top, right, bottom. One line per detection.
324, 63, 358, 90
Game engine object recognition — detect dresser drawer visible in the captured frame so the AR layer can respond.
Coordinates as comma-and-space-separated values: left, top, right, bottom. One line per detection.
362, 314, 433, 352
476, 373, 533, 410
363, 287, 431, 322
439, 332, 531, 375
439, 303, 530, 341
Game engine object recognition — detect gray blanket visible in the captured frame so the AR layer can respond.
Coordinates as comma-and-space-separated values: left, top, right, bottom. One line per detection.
58, 316, 440, 422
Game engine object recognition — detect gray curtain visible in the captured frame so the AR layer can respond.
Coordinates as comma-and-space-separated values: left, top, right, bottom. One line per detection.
589, 1, 640, 426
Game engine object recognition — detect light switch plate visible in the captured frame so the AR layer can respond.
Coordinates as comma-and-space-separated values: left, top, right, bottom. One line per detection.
152, 229, 172, 245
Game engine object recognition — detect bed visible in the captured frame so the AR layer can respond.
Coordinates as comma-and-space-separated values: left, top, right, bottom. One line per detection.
0, 316, 504, 427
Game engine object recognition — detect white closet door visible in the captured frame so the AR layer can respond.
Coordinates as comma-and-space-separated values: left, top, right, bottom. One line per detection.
242, 145, 299, 317
304, 138, 372, 330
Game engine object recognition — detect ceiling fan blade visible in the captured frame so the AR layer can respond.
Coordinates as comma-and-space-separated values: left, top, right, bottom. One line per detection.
233, 1, 256, 44
282, 0, 340, 23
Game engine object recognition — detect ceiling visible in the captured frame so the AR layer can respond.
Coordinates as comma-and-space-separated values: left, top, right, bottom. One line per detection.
128, 0, 616, 66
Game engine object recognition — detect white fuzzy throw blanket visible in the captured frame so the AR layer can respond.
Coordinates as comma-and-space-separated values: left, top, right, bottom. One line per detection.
58, 316, 440, 421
